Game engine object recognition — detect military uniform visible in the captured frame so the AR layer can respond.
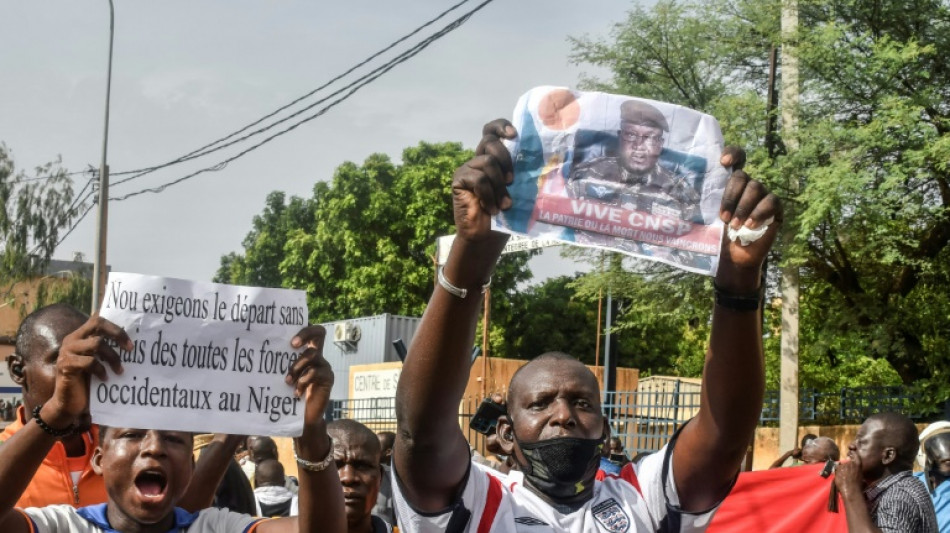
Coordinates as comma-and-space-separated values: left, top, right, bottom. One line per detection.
567, 157, 701, 222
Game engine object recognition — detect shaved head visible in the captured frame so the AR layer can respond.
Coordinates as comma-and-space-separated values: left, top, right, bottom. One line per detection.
508, 352, 600, 407
867, 412, 919, 468
14, 303, 87, 364
801, 436, 840, 463
255, 459, 286, 488
328, 419, 381, 458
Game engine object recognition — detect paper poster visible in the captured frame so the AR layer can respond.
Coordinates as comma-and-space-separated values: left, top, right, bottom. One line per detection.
92, 272, 309, 437
494, 87, 729, 275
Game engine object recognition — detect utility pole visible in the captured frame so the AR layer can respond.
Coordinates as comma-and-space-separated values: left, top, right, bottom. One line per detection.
779, 0, 801, 460
92, 0, 115, 311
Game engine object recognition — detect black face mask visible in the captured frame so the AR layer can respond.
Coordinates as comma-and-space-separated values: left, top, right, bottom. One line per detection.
516, 435, 604, 501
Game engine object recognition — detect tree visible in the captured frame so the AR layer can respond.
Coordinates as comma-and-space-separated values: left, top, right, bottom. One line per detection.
217, 141, 532, 325
214, 191, 314, 288
570, 0, 947, 398
1, 144, 84, 282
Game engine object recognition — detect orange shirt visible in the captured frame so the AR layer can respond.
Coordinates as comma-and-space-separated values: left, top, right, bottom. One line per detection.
0, 406, 107, 508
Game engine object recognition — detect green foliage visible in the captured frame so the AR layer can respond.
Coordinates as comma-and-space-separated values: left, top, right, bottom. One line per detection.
218, 142, 532, 323
569, 0, 950, 397
0, 144, 83, 281
32, 271, 93, 316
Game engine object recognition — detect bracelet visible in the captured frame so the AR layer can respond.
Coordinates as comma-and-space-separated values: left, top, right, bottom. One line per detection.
32, 404, 75, 438
438, 266, 491, 299
713, 282, 763, 312
294, 436, 335, 472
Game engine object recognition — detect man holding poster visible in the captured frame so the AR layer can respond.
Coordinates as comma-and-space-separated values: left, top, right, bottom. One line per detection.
0, 318, 345, 532
393, 118, 781, 532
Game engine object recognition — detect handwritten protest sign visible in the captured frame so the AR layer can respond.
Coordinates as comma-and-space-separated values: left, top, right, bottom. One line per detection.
494, 86, 730, 275
92, 272, 309, 437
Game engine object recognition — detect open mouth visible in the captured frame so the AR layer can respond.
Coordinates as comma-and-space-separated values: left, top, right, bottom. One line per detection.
134, 470, 168, 500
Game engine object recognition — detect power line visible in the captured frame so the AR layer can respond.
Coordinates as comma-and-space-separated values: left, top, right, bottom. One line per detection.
25, 186, 97, 257
12, 1, 474, 186
110, 0, 495, 201
107, 0, 476, 186
39, 0, 496, 257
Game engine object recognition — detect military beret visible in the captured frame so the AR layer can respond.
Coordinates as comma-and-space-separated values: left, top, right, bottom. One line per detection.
620, 100, 669, 132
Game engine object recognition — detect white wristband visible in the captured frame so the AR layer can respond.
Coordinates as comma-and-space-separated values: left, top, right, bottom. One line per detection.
438, 266, 491, 299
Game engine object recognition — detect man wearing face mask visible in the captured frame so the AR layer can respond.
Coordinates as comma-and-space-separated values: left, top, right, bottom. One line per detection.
915, 428, 950, 531
392, 119, 782, 532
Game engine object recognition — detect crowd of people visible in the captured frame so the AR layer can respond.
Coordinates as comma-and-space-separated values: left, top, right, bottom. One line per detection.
0, 118, 944, 532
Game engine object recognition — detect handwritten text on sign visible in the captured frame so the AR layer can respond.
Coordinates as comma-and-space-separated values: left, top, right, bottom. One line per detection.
92, 272, 309, 437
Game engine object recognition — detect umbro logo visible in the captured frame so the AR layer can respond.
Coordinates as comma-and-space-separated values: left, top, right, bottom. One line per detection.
514, 516, 549, 526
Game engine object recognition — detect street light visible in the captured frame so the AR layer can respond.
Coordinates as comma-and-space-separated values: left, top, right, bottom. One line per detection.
92, 0, 115, 311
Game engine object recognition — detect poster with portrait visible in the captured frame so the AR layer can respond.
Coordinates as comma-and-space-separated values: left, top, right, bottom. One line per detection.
494, 86, 730, 275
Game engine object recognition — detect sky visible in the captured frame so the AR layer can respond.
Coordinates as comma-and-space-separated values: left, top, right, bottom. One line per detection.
0, 0, 635, 286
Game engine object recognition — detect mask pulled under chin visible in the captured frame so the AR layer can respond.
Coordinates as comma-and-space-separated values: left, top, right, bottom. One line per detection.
517, 436, 604, 500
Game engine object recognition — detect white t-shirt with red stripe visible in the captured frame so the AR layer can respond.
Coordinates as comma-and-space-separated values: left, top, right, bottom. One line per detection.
393, 444, 719, 533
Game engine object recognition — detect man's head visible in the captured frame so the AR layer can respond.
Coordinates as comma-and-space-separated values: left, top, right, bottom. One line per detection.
254, 458, 286, 489
924, 432, 950, 485
608, 436, 624, 455
376, 431, 395, 464
246, 436, 279, 464
496, 352, 607, 502
328, 419, 383, 531
800, 436, 840, 464
849, 412, 919, 482
92, 427, 195, 531
800, 433, 818, 449
617, 100, 668, 175
7, 304, 88, 417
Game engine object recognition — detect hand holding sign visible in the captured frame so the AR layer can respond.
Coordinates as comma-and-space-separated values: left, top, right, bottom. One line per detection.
452, 119, 517, 242
715, 146, 783, 291
40, 315, 132, 433
288, 325, 334, 413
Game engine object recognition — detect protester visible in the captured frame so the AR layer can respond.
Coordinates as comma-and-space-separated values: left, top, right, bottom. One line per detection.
254, 459, 297, 518
372, 431, 396, 526
2, 304, 240, 510
393, 118, 781, 531
769, 435, 839, 469
211, 457, 258, 515
293, 419, 392, 532
0, 318, 345, 532
834, 412, 938, 532
243, 436, 279, 480
242, 435, 300, 496
377, 432, 395, 465
915, 426, 950, 531
769, 433, 817, 468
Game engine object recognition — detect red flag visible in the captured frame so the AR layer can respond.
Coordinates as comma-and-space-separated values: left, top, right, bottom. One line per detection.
707, 463, 848, 532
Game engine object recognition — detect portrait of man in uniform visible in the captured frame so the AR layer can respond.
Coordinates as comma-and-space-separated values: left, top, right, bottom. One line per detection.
567, 99, 701, 223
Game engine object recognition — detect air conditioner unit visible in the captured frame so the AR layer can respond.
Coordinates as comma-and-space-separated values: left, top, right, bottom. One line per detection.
346, 324, 361, 343
333, 322, 361, 351
333, 323, 349, 343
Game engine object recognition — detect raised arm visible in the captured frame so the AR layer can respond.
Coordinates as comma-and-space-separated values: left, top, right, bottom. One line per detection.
769, 448, 802, 469
0, 316, 130, 532
177, 434, 245, 512
259, 325, 345, 533
393, 120, 513, 512
673, 147, 783, 511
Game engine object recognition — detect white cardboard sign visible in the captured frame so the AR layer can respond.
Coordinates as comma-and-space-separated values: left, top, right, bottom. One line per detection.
92, 272, 309, 437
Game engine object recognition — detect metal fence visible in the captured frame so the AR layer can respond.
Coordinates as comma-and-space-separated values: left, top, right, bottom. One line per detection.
328, 386, 935, 456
